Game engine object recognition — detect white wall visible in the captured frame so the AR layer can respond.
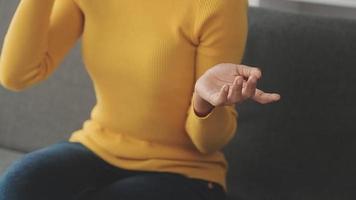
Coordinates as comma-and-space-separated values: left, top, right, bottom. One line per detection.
256, 0, 356, 20
249, 0, 260, 6
291, 0, 356, 8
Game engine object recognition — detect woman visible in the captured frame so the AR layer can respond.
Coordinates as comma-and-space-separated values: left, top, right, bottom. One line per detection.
0, 0, 280, 200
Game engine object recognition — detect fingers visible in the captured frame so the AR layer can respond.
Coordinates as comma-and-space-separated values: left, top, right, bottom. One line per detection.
236, 64, 262, 80
219, 74, 281, 106
226, 75, 257, 105
252, 89, 281, 104
217, 84, 229, 106
227, 76, 243, 104
225, 75, 258, 105
242, 75, 257, 100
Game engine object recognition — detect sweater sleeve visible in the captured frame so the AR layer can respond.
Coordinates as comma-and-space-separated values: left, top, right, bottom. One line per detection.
185, 0, 248, 154
0, 0, 84, 92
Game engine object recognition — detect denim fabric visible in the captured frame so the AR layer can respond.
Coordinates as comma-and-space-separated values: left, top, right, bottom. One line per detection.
0, 141, 226, 200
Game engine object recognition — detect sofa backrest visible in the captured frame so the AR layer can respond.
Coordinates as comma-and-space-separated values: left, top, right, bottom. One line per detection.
1, 2, 356, 199
223, 7, 356, 199
0, 0, 96, 152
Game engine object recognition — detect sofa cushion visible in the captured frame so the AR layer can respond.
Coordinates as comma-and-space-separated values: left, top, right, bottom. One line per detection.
223, 7, 356, 199
0, 41, 96, 152
0, 0, 96, 152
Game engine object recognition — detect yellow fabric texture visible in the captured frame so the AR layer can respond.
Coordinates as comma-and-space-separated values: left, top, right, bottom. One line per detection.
0, 0, 248, 192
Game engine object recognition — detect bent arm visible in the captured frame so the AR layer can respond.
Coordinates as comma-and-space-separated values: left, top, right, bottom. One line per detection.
185, 0, 248, 154
0, 0, 84, 91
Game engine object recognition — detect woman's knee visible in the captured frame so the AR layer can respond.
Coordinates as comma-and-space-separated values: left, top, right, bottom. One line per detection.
0, 149, 53, 199
0, 141, 87, 199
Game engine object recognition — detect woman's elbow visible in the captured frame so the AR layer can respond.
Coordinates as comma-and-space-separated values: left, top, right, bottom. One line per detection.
0, 64, 34, 92
0, 75, 27, 92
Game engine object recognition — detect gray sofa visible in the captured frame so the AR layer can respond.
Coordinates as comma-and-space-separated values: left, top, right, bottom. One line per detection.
1, 3, 356, 200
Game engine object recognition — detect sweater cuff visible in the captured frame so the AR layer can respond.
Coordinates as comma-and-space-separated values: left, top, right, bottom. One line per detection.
186, 96, 231, 133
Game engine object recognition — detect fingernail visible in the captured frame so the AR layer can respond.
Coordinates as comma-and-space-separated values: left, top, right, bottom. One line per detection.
224, 85, 229, 92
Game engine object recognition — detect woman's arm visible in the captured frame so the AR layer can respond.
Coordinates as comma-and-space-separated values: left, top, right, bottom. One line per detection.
0, 0, 84, 92
185, 0, 248, 154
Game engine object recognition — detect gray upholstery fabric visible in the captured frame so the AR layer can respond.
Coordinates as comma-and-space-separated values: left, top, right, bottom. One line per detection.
0, 41, 95, 152
223, 7, 356, 200
1, 2, 356, 200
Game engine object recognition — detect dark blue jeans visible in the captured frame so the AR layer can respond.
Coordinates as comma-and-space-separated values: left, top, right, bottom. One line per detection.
0, 141, 226, 200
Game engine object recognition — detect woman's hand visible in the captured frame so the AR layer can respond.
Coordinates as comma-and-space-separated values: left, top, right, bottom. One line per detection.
193, 63, 281, 117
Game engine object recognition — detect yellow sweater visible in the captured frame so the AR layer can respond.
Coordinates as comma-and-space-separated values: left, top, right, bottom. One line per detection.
0, 0, 247, 192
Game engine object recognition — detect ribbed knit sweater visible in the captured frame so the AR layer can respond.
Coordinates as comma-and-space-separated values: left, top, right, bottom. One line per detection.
0, 0, 248, 192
